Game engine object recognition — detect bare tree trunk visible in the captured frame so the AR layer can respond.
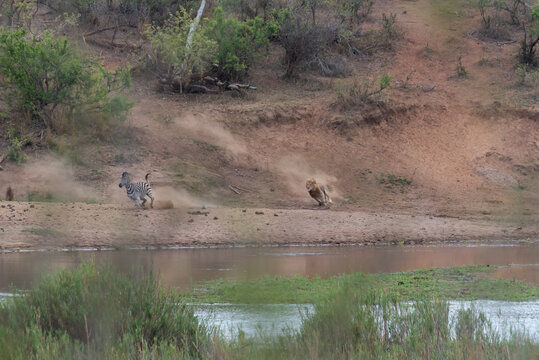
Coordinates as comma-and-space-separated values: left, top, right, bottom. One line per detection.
185, 0, 206, 54
178, 0, 206, 92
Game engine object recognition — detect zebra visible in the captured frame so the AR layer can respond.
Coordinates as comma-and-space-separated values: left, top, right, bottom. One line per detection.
118, 172, 154, 208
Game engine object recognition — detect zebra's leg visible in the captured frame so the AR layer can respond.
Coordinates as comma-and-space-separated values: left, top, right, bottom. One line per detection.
141, 198, 147, 209
131, 198, 139, 207
148, 193, 154, 208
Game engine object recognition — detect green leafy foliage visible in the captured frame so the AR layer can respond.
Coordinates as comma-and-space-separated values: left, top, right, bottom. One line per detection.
184, 265, 539, 304
205, 7, 274, 81
220, 0, 280, 21
0, 261, 212, 358
0, 29, 131, 132
335, 73, 392, 108
338, 0, 373, 25
145, 9, 217, 91
0, 0, 35, 28
6, 137, 28, 164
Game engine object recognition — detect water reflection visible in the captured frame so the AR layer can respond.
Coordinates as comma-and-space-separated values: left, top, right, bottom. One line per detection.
193, 300, 539, 341
0, 242, 537, 292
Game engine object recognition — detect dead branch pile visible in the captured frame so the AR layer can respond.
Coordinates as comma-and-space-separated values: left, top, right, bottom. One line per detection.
186, 75, 257, 96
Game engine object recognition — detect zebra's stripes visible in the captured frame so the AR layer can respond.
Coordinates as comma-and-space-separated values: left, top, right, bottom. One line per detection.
118, 172, 154, 208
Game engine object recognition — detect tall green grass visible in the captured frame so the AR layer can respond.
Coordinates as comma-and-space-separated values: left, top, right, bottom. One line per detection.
223, 285, 537, 359
0, 261, 213, 359
0, 263, 536, 359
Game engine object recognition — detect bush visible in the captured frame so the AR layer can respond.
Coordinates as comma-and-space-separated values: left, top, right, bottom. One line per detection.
277, 8, 340, 79
263, 286, 535, 359
0, 0, 35, 28
515, 63, 539, 85
0, 261, 213, 358
518, 2, 539, 65
335, 73, 391, 108
6, 137, 28, 164
220, 0, 256, 20
0, 29, 131, 133
220, 0, 281, 21
40, 0, 195, 26
338, 0, 373, 26
145, 9, 217, 92
205, 7, 275, 81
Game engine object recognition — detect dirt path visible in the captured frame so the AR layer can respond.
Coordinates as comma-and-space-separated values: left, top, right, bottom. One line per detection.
0, 202, 536, 251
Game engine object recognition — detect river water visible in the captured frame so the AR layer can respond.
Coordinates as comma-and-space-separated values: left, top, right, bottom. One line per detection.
0, 241, 537, 291
1, 242, 537, 341
193, 300, 539, 341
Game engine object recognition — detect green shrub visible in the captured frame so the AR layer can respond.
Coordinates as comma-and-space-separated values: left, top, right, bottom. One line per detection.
0, 261, 212, 358
335, 73, 392, 108
205, 7, 275, 81
6, 137, 28, 164
145, 9, 217, 92
220, 0, 282, 21
0, 0, 35, 28
338, 0, 373, 25
0, 29, 131, 133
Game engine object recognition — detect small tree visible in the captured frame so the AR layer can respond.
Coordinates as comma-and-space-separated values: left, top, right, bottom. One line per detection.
0, 29, 130, 132
220, 0, 256, 20
303, 0, 327, 25
145, 9, 217, 92
478, 0, 493, 29
519, 2, 539, 65
498, 0, 525, 25
0, 0, 35, 28
338, 0, 373, 26
277, 9, 339, 79
205, 7, 274, 81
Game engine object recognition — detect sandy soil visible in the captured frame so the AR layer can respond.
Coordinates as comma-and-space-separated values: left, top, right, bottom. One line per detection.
0, 0, 538, 250
0, 202, 536, 251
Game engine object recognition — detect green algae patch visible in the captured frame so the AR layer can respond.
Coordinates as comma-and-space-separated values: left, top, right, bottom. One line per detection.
184, 265, 538, 304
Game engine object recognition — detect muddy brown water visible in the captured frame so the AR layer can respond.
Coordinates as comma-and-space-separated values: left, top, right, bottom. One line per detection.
0, 241, 537, 292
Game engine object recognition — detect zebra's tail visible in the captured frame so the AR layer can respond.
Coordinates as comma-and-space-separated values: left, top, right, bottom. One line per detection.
145, 172, 151, 184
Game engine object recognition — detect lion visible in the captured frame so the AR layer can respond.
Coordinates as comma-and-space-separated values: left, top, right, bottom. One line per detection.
305, 178, 332, 206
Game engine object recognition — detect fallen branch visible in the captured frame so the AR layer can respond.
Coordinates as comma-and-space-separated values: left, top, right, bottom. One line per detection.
83, 24, 135, 37
228, 184, 241, 194
420, 84, 436, 92
84, 37, 140, 51
188, 210, 210, 215
229, 83, 257, 90
227, 84, 244, 96
189, 84, 218, 94
231, 184, 252, 193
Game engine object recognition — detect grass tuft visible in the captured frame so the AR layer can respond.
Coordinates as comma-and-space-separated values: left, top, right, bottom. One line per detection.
0, 261, 213, 359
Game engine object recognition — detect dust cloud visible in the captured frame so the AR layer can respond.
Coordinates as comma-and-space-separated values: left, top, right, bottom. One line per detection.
153, 186, 213, 208
274, 155, 340, 198
1, 156, 100, 202
175, 114, 247, 156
